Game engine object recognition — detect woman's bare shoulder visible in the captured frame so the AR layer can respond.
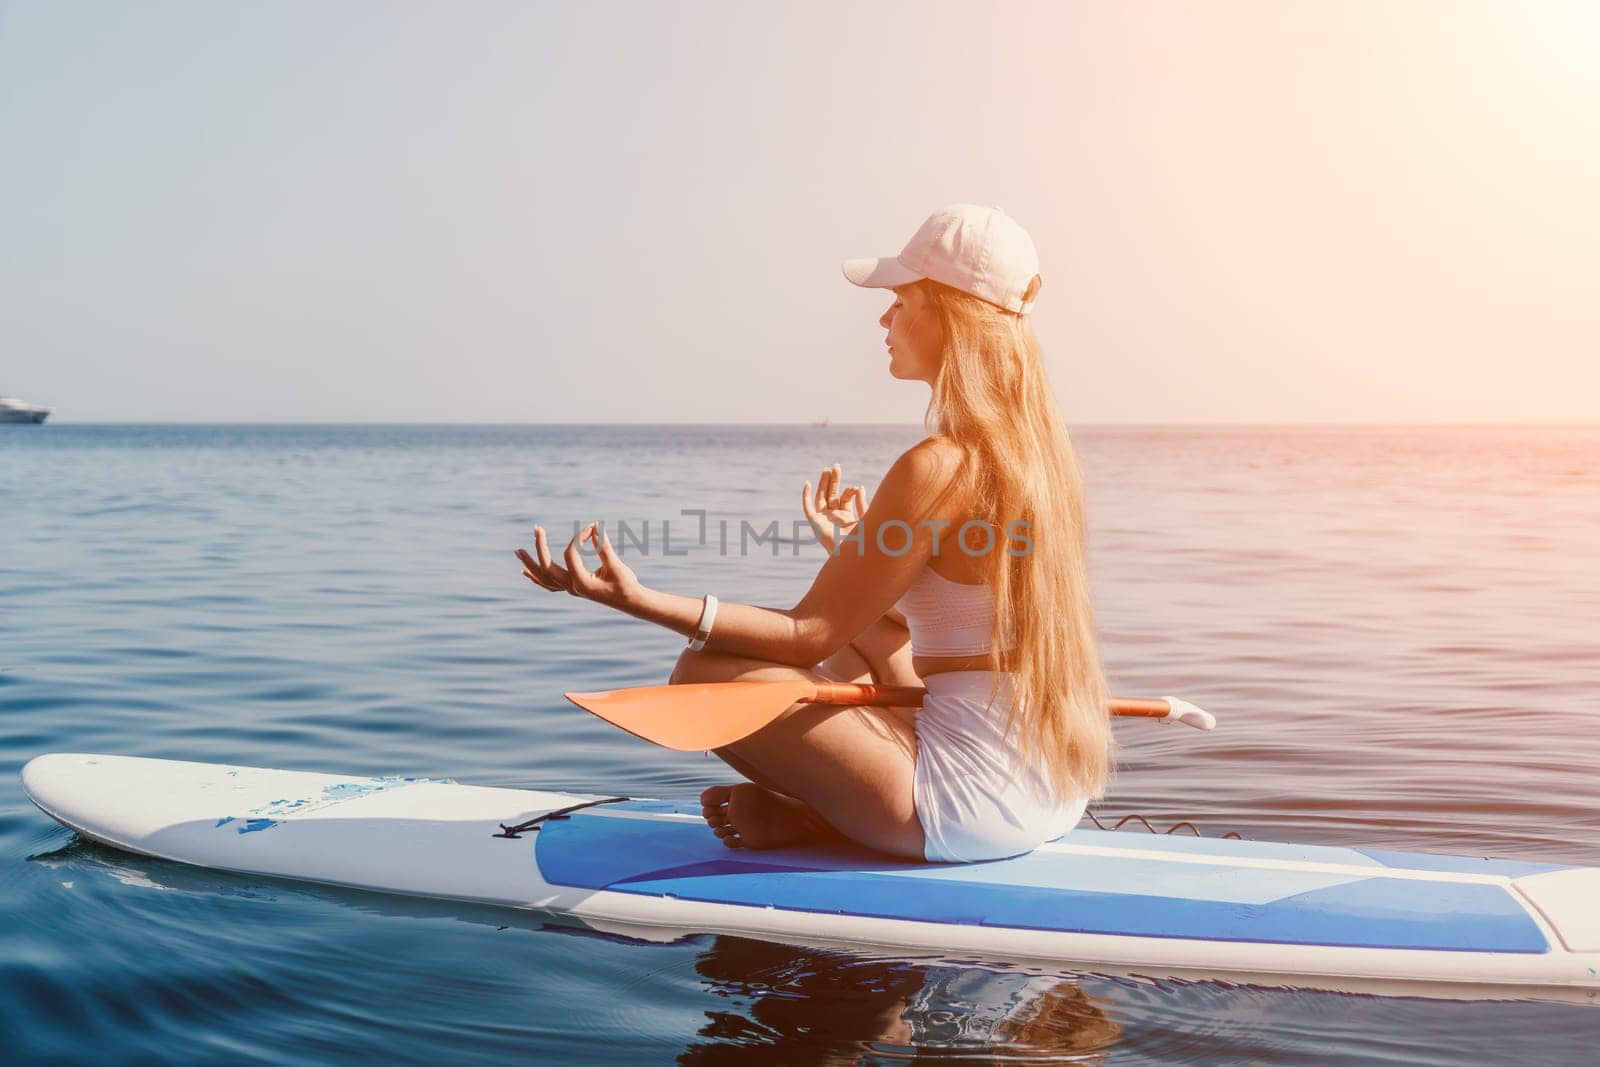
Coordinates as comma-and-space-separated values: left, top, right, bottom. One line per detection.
897, 434, 967, 469
880, 436, 970, 511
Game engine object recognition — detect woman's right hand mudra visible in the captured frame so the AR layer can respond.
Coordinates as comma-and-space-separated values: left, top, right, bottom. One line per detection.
801, 463, 868, 555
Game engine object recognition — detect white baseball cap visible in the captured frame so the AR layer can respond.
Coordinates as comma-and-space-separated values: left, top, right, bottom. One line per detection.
842, 203, 1041, 314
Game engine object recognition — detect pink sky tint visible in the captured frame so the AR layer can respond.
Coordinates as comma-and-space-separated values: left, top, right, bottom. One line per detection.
0, 1, 1594, 422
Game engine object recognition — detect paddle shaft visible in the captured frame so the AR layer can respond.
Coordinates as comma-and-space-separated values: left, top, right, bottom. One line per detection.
810, 682, 1173, 718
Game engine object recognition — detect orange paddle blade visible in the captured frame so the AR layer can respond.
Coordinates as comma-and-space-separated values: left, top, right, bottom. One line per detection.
565, 680, 820, 751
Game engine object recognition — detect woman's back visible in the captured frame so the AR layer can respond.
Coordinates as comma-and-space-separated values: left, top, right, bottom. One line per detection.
894, 564, 1014, 658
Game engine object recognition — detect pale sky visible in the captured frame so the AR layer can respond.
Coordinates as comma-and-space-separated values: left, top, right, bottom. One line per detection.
2, 0, 1596, 423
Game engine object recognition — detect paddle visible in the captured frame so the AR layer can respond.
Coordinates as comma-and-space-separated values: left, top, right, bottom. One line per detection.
565, 680, 1216, 751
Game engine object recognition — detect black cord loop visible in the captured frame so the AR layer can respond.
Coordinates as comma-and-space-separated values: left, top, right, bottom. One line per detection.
494, 795, 632, 839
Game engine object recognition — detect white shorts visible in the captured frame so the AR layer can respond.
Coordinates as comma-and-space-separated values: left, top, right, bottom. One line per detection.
910, 671, 1086, 863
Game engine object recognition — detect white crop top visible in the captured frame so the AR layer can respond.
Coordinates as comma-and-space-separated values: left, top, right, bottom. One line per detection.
893, 565, 1015, 656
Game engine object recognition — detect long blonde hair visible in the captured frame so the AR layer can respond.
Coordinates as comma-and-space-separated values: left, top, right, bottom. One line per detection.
915, 279, 1113, 800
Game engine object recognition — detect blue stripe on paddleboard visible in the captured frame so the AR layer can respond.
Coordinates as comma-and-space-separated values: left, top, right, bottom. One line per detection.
1356, 848, 1569, 878
609, 799, 686, 815
536, 813, 1549, 954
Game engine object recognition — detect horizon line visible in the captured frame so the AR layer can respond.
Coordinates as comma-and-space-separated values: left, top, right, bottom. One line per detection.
20, 418, 1600, 429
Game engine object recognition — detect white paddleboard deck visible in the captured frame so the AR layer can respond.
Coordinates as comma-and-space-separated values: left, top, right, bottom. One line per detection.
21, 753, 1600, 1003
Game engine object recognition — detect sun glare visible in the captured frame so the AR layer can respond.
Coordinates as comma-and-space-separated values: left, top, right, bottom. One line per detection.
1509, 0, 1600, 83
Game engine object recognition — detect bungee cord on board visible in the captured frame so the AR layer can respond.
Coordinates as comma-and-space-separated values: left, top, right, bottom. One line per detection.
1085, 810, 1243, 840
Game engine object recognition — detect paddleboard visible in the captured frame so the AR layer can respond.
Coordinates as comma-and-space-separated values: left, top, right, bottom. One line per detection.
21, 753, 1600, 1004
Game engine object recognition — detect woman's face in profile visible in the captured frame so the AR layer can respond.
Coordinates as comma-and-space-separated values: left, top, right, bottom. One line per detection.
880, 284, 942, 383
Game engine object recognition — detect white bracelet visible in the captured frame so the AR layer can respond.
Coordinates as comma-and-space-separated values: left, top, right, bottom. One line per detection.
687, 594, 718, 651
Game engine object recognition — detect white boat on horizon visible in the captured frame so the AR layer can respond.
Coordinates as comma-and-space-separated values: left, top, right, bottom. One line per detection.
0, 396, 50, 424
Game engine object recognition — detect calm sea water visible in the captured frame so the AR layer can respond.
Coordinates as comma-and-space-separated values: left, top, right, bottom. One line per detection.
2, 424, 1597, 1063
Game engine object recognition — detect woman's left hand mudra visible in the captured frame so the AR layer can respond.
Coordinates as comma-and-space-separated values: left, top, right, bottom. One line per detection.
802, 463, 868, 555
515, 523, 640, 610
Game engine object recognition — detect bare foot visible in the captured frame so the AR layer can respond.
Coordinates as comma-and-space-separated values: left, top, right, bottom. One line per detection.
699, 783, 844, 850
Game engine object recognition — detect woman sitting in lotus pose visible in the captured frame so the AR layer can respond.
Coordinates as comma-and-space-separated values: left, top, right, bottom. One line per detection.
516, 203, 1112, 863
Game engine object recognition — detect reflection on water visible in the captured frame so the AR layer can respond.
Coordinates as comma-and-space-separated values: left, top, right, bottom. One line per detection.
682, 937, 1120, 1064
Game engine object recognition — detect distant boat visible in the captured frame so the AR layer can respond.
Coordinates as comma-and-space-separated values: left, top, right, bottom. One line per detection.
0, 396, 50, 424
811, 417, 830, 428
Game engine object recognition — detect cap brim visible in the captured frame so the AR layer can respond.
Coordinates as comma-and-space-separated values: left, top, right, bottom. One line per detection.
841, 256, 923, 289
